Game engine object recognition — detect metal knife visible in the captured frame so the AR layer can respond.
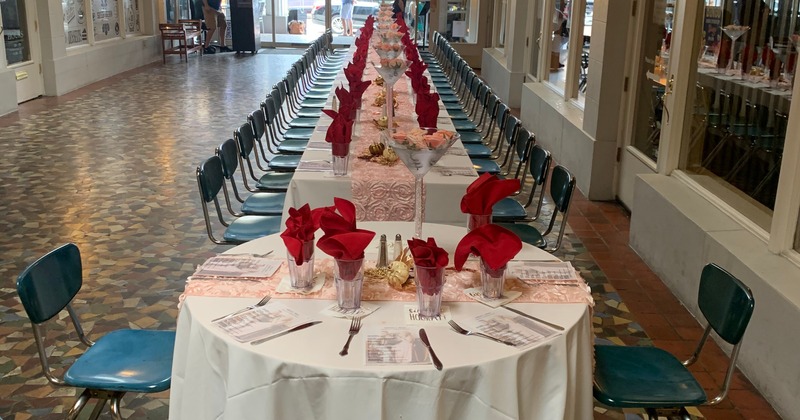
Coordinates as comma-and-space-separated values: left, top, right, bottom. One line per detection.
250, 321, 322, 345
501, 306, 565, 331
418, 328, 443, 370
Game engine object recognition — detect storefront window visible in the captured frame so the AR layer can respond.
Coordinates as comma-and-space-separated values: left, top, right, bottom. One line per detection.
92, 0, 121, 41
124, 0, 141, 35
2, 0, 31, 64
681, 0, 796, 230
496, 0, 507, 49
445, 0, 478, 43
63, 0, 89, 47
546, 0, 590, 104
628, 0, 673, 162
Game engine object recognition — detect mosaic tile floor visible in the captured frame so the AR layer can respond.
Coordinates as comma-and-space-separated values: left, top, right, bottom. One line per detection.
0, 50, 780, 419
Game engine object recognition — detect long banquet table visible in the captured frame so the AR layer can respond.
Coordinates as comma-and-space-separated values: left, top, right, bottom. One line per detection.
169, 222, 594, 419
282, 48, 478, 226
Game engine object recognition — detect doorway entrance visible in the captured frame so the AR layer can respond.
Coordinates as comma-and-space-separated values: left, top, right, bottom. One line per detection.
2, 0, 44, 103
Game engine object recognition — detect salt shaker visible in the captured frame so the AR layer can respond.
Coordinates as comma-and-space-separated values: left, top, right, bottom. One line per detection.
377, 234, 388, 268
393, 234, 403, 260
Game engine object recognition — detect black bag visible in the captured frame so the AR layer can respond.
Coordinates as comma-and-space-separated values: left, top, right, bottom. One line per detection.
559, 19, 569, 37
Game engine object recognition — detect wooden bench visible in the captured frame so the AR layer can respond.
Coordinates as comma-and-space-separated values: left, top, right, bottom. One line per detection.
159, 22, 203, 63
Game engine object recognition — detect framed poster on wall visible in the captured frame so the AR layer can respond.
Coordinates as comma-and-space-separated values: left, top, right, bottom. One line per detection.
92, 0, 120, 41
63, 0, 88, 46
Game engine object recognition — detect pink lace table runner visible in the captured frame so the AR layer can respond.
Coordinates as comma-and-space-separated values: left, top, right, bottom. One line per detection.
181, 258, 593, 306
350, 52, 425, 221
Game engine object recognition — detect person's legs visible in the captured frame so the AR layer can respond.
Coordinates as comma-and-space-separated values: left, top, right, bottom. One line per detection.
216, 11, 228, 47
341, 3, 353, 35
203, 7, 218, 49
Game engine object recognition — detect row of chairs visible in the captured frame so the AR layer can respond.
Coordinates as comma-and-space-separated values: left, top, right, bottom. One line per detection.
425, 32, 577, 253
427, 33, 758, 419
196, 31, 349, 245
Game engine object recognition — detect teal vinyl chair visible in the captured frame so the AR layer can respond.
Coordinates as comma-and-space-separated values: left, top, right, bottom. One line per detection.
16, 243, 175, 420
492, 143, 551, 222
234, 123, 294, 192
593, 263, 755, 420
497, 165, 575, 252
197, 155, 282, 244
216, 139, 286, 216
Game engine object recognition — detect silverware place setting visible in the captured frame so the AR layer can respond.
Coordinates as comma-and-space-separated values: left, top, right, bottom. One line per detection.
447, 320, 517, 346
211, 294, 271, 322
339, 316, 363, 356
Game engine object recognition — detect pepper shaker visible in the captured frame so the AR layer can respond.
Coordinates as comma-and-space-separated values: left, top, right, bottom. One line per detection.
377, 234, 388, 268
393, 234, 402, 260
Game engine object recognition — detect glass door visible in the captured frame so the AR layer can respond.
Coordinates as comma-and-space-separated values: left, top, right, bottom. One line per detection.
2, 0, 44, 103
617, 0, 678, 207
261, 0, 342, 47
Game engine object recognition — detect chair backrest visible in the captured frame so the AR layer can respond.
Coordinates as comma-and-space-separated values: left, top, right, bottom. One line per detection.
217, 138, 240, 180
524, 143, 551, 218
197, 156, 225, 204
17, 243, 83, 324
541, 165, 576, 252
698, 264, 755, 345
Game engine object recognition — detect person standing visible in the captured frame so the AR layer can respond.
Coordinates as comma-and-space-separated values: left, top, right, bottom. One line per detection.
342, 0, 355, 36
202, 0, 231, 53
392, 0, 405, 18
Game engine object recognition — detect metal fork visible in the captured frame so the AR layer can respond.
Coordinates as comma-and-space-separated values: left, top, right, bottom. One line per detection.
211, 295, 271, 322
448, 320, 517, 346
339, 316, 362, 356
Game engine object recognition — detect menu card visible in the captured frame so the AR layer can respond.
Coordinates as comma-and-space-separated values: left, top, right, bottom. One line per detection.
214, 302, 311, 343
191, 255, 282, 280
297, 160, 333, 172
461, 309, 560, 349
434, 166, 478, 177
364, 326, 432, 366
508, 261, 581, 285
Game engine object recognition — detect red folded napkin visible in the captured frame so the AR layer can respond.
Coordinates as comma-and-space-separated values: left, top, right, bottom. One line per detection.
408, 72, 430, 94
348, 79, 372, 102
416, 91, 440, 128
460, 173, 521, 215
345, 62, 366, 81
408, 237, 449, 268
323, 109, 354, 156
454, 224, 522, 271
335, 86, 360, 113
408, 237, 449, 294
280, 204, 318, 264
316, 198, 376, 261
407, 60, 428, 75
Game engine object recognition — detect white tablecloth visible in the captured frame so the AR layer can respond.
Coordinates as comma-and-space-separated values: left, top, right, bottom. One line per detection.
169, 222, 594, 419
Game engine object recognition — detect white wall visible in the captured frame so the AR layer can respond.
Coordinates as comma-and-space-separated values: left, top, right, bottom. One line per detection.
630, 174, 800, 420
0, 69, 16, 116
481, 48, 525, 108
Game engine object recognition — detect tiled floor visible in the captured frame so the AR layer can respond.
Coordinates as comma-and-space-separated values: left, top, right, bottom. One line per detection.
0, 49, 781, 419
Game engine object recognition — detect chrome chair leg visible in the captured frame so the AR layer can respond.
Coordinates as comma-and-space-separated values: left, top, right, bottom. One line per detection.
109, 392, 125, 420
88, 398, 107, 420
66, 388, 93, 420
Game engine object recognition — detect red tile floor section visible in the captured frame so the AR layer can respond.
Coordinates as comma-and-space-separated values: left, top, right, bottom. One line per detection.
569, 192, 781, 419
1, 67, 782, 420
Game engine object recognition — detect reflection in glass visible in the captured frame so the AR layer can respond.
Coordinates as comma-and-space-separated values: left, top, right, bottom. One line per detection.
445, 0, 478, 43
682, 0, 797, 230
1, 0, 32, 65
546, 0, 591, 103
63, 0, 89, 47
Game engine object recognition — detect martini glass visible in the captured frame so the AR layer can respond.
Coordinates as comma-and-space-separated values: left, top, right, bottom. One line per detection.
721, 25, 750, 74
387, 129, 460, 239
373, 56, 408, 137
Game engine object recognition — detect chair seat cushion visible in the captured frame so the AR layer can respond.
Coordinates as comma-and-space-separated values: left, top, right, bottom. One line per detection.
277, 139, 308, 154
223, 215, 282, 243
495, 222, 546, 248
472, 159, 500, 175
491, 198, 527, 220
283, 127, 314, 140
296, 108, 323, 118
453, 120, 478, 131
440, 95, 460, 104
242, 192, 287, 215
290, 117, 320, 128
303, 91, 330, 100
444, 102, 464, 111
593, 345, 707, 408
464, 143, 492, 158
256, 172, 293, 191
65, 330, 175, 393
458, 131, 484, 144
301, 98, 328, 108
268, 155, 301, 171
448, 110, 470, 120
